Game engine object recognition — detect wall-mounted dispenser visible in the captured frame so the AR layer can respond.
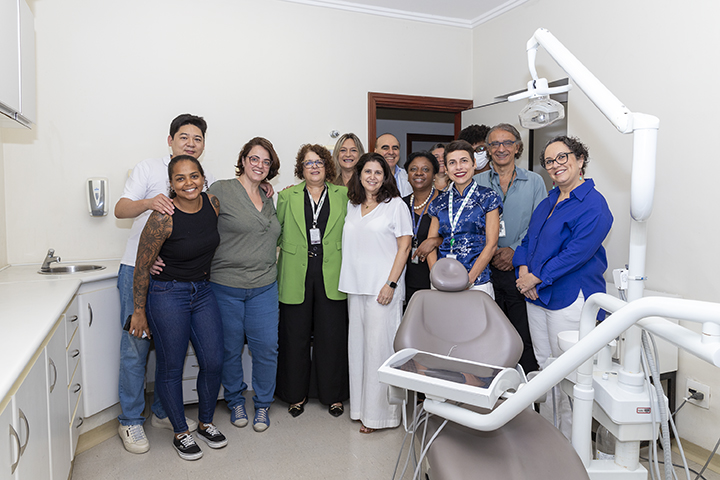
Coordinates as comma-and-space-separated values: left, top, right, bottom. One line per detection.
87, 177, 108, 216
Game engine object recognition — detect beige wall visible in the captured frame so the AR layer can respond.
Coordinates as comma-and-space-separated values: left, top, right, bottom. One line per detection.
472, 0, 720, 450
0, 0, 471, 264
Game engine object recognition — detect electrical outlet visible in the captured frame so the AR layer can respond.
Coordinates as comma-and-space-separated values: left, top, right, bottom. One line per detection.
687, 379, 710, 409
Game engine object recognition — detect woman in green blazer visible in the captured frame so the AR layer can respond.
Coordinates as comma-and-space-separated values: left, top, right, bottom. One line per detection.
275, 144, 349, 418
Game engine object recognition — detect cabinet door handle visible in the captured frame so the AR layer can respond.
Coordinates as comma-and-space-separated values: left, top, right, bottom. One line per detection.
75, 417, 84, 428
73, 383, 82, 394
70, 349, 80, 359
69, 314, 78, 323
88, 304, 93, 327
9, 424, 20, 474
48, 357, 58, 393
18, 409, 29, 456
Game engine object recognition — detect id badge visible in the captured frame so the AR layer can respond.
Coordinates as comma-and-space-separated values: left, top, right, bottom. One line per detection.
309, 228, 321, 245
447, 254, 457, 260
411, 247, 419, 264
499, 219, 506, 238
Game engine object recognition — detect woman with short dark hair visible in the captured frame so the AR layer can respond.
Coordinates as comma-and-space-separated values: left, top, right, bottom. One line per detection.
275, 144, 349, 419
514, 135, 613, 440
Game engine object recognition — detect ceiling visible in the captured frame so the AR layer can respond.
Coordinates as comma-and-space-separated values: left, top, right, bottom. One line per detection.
280, 0, 529, 28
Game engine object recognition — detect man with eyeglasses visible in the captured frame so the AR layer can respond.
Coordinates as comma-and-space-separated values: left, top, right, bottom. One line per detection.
458, 124, 491, 175
474, 123, 546, 374
374, 133, 412, 196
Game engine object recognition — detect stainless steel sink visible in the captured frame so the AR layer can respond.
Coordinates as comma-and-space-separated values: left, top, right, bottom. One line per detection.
38, 264, 106, 274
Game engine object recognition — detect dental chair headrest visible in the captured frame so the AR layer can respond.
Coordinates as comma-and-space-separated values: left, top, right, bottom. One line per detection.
430, 258, 469, 292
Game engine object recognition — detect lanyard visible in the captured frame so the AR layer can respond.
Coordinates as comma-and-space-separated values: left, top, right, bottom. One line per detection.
448, 181, 477, 249
306, 185, 327, 228
410, 195, 431, 242
501, 168, 517, 203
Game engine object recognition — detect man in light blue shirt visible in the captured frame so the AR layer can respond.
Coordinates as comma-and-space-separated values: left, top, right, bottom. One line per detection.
474, 123, 546, 373
375, 133, 412, 197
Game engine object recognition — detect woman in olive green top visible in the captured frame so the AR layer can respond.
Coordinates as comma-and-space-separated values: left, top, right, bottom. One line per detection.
276, 144, 349, 418
208, 137, 281, 433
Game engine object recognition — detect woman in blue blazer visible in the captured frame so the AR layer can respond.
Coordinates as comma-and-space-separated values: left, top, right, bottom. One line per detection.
276, 144, 349, 418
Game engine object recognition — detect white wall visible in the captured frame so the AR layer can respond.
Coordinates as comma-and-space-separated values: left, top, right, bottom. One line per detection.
472, 0, 720, 450
0, 0, 471, 264
0, 127, 6, 266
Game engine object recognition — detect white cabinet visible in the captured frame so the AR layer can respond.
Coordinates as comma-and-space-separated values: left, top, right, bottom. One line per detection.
77, 279, 121, 417
0, 0, 35, 126
17, 0, 35, 125
0, 405, 14, 478
0, 0, 20, 115
46, 321, 71, 480
11, 352, 51, 480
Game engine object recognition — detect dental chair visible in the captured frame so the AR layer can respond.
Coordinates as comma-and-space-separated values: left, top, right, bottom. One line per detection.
389, 258, 589, 480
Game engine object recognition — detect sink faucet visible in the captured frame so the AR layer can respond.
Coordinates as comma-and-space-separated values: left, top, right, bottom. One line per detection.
41, 248, 61, 272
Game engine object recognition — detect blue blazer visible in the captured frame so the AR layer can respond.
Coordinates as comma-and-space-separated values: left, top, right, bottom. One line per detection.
276, 182, 348, 304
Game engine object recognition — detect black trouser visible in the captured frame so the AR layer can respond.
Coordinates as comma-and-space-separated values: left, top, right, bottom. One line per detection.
490, 265, 539, 373
276, 255, 350, 405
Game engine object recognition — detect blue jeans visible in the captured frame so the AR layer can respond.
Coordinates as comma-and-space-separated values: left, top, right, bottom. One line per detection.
117, 264, 166, 426
146, 279, 224, 433
211, 281, 279, 409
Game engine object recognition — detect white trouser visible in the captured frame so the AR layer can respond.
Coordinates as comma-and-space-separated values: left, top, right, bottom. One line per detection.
347, 292, 403, 429
526, 291, 584, 440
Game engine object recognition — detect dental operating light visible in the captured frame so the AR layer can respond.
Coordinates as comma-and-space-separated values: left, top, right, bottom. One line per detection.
509, 78, 569, 129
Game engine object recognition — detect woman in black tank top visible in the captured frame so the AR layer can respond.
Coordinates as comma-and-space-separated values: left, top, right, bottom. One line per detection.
129, 155, 227, 460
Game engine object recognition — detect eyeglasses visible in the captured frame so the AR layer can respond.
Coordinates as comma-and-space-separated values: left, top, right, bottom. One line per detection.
303, 160, 325, 168
487, 140, 517, 150
475, 145, 487, 153
542, 151, 573, 169
248, 155, 272, 168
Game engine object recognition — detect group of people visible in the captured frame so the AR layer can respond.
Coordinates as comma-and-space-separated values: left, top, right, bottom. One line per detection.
115, 113, 613, 461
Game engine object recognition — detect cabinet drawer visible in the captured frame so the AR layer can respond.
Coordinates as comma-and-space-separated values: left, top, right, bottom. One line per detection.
69, 397, 83, 458
66, 331, 81, 386
64, 299, 79, 348
68, 378, 82, 421
181, 379, 224, 405
183, 354, 200, 380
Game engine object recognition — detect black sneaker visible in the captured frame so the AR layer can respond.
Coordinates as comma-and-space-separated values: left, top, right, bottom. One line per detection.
196, 423, 228, 449
173, 433, 203, 460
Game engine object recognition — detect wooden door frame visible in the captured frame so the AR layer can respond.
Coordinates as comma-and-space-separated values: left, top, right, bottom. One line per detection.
368, 92, 474, 151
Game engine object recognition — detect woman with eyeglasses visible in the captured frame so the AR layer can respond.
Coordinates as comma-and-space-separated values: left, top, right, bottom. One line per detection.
513, 136, 613, 440
275, 144, 349, 419
430, 143, 450, 191
208, 137, 282, 434
331, 133, 365, 186
339, 152, 412, 433
426, 140, 502, 297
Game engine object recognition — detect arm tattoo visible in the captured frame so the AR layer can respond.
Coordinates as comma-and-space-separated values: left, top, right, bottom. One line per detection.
210, 195, 220, 215
133, 212, 172, 312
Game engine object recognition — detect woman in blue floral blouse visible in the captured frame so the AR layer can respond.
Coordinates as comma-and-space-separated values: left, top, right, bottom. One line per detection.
427, 140, 502, 297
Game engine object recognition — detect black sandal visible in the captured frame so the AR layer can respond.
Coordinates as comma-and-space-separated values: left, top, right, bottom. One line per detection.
288, 398, 308, 418
328, 403, 344, 417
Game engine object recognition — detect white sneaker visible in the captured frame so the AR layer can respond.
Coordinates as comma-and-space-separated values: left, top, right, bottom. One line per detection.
118, 424, 150, 454
151, 414, 198, 432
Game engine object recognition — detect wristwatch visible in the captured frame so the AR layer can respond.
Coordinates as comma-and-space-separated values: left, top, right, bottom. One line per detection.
386, 280, 397, 289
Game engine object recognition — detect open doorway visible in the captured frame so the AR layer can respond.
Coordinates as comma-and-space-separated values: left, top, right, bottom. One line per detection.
368, 92, 473, 167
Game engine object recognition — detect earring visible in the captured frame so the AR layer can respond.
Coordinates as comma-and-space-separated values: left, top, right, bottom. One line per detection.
204, 179, 209, 191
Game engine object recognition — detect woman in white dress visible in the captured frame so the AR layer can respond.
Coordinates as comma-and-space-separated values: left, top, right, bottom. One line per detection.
338, 152, 412, 433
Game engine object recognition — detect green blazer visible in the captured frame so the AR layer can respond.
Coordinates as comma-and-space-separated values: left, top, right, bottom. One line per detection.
276, 181, 348, 304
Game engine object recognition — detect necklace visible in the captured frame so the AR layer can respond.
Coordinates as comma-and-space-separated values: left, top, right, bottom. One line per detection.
411, 186, 435, 210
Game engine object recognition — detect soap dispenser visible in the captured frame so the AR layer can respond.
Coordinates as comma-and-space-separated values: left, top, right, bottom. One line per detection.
87, 177, 108, 216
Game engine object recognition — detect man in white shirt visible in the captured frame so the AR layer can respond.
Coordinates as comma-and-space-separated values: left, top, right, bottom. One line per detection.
114, 114, 214, 453
375, 133, 412, 197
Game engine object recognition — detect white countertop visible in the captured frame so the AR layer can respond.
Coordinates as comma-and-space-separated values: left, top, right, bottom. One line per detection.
0, 259, 120, 409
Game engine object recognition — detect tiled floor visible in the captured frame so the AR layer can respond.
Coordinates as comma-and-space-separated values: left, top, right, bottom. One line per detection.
72, 396, 720, 480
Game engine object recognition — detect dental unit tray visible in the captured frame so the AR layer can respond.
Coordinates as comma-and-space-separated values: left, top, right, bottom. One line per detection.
378, 348, 522, 409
